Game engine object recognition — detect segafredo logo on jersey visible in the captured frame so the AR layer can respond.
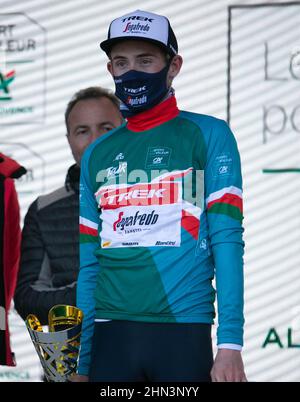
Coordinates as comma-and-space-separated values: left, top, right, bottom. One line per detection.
113, 210, 159, 233
97, 182, 179, 209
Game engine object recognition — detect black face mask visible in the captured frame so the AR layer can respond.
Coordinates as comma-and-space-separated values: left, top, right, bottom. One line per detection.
114, 64, 170, 117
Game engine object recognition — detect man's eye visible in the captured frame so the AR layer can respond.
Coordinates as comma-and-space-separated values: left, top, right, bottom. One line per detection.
77, 130, 87, 135
103, 126, 113, 132
141, 59, 152, 65
116, 60, 127, 68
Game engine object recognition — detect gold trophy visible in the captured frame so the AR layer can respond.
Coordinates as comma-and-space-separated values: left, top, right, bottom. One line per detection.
26, 305, 83, 382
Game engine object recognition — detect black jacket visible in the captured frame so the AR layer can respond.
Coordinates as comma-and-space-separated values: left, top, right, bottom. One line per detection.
14, 164, 80, 325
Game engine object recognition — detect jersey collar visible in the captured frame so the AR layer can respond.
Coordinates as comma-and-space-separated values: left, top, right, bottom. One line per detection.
126, 95, 179, 132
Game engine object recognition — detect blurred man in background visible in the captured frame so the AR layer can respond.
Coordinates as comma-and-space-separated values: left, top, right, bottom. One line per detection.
14, 86, 122, 325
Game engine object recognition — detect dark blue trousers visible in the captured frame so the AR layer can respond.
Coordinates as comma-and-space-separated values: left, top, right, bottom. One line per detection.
89, 320, 213, 382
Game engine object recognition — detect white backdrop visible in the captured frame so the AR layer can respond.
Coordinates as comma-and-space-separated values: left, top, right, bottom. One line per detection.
0, 0, 299, 382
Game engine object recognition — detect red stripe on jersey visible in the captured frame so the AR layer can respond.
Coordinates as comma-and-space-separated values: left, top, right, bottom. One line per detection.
79, 224, 98, 237
207, 193, 243, 213
181, 210, 200, 240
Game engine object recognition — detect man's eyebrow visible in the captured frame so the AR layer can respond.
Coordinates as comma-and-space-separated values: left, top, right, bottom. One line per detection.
74, 124, 88, 130
136, 53, 156, 58
98, 121, 115, 126
112, 53, 156, 60
111, 55, 127, 60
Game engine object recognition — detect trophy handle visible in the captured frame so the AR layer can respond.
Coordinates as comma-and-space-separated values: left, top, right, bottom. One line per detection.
25, 314, 43, 332
48, 305, 83, 332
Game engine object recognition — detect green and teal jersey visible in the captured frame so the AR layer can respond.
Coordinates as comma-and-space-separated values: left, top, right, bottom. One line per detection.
77, 102, 244, 375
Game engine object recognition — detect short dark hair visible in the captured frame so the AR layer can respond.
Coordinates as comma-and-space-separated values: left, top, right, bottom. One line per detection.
65, 86, 120, 134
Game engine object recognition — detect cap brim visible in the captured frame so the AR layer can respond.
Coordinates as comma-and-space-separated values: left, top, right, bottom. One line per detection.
100, 36, 174, 56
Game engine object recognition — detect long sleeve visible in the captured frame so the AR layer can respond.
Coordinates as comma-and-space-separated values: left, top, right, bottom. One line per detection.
77, 153, 100, 376
205, 119, 245, 346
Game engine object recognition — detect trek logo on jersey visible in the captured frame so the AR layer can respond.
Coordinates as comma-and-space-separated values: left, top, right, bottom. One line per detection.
113, 210, 159, 233
97, 182, 179, 209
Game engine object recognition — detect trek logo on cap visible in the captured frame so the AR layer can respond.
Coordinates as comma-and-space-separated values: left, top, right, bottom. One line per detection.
121, 15, 154, 23
122, 15, 154, 34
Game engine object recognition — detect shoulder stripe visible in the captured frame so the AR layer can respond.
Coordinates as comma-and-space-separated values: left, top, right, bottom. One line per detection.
207, 193, 242, 212
206, 186, 242, 205
79, 216, 98, 230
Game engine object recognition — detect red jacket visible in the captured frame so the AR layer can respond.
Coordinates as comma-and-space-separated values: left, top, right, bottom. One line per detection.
0, 153, 26, 366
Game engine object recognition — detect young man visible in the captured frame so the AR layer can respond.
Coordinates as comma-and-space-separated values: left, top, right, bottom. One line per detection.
76, 10, 246, 382
14, 87, 122, 325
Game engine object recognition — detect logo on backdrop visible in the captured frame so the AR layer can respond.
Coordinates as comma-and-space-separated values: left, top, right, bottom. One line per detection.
0, 69, 15, 100
262, 306, 300, 349
262, 43, 300, 146
0, 13, 46, 124
228, 4, 300, 174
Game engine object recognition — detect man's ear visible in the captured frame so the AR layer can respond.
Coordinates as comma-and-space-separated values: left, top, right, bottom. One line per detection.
169, 55, 183, 77
167, 55, 183, 86
107, 61, 113, 76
